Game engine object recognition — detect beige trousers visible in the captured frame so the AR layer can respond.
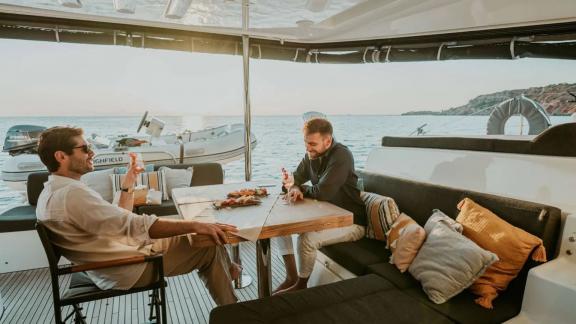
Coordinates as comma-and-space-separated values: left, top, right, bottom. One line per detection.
276, 225, 366, 278
133, 235, 237, 306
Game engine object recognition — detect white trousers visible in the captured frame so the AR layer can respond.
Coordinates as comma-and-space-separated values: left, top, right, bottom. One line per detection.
275, 225, 365, 278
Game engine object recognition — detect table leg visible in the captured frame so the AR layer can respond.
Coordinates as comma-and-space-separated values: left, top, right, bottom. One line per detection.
231, 244, 253, 289
256, 238, 272, 298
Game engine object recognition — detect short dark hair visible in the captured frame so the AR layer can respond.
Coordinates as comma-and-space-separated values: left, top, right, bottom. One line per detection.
303, 118, 333, 136
37, 126, 84, 172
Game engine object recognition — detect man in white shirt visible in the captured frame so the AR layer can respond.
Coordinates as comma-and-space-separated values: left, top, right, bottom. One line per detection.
36, 126, 238, 305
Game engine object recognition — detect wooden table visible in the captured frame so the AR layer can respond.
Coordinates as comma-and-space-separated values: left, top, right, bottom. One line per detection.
172, 181, 353, 297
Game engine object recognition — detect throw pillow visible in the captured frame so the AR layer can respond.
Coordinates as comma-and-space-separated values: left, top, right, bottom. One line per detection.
158, 166, 194, 199
361, 192, 400, 241
456, 198, 547, 309
110, 171, 168, 201
409, 210, 498, 304
133, 188, 148, 207
80, 168, 115, 202
386, 213, 426, 272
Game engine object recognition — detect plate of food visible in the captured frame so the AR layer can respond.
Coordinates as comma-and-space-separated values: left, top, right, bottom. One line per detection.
227, 188, 269, 198
213, 195, 262, 209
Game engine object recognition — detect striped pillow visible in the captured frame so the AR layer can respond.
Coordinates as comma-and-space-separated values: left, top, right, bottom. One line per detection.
361, 192, 400, 241
111, 171, 169, 201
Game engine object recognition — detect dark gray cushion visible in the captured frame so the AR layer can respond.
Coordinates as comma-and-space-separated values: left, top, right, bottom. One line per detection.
361, 173, 561, 258
369, 261, 527, 324
381, 136, 531, 155
155, 163, 223, 186
362, 173, 465, 227
366, 262, 420, 290
27, 172, 49, 206
403, 279, 524, 324
0, 205, 37, 232
210, 274, 454, 324
381, 123, 576, 157
25, 163, 224, 210
135, 200, 177, 216
319, 238, 389, 275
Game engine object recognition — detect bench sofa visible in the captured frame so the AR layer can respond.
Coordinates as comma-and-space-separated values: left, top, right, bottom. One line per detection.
0, 162, 224, 233
210, 172, 561, 324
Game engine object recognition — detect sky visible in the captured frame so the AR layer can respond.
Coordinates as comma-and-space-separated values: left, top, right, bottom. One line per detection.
0, 38, 575, 117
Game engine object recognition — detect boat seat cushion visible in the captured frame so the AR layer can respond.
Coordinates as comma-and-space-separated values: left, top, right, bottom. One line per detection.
158, 166, 194, 199
319, 238, 389, 275
209, 274, 454, 324
366, 262, 421, 290
402, 271, 527, 324
27, 172, 49, 206
0, 205, 37, 232
361, 173, 561, 264
80, 168, 115, 202
159, 163, 224, 186
135, 200, 177, 217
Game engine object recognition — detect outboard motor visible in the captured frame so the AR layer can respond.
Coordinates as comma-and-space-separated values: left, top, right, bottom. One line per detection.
2, 125, 47, 156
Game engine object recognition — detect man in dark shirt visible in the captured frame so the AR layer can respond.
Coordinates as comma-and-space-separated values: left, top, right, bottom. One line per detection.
274, 118, 366, 294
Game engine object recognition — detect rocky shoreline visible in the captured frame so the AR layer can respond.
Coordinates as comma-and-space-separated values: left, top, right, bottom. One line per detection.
403, 83, 576, 116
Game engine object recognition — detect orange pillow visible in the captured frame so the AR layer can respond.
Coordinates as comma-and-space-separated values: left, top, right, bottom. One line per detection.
456, 198, 546, 309
386, 213, 426, 273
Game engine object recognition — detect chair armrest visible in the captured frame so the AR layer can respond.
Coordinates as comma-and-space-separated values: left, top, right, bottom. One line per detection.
58, 254, 163, 275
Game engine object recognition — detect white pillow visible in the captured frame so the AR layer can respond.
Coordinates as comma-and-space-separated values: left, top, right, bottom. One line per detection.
158, 166, 194, 199
80, 168, 115, 202
408, 210, 498, 304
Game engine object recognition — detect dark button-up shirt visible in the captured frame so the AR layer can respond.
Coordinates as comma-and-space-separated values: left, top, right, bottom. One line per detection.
293, 141, 366, 226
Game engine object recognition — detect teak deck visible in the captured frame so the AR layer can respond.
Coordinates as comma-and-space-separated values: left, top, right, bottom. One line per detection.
0, 241, 287, 324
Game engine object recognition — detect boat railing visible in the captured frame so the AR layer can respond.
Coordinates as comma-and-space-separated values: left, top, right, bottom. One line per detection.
94, 151, 179, 165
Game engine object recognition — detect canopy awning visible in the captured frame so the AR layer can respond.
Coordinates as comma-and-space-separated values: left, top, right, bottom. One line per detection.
0, 0, 575, 63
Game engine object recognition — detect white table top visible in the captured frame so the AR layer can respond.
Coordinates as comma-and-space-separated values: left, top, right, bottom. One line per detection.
172, 181, 353, 242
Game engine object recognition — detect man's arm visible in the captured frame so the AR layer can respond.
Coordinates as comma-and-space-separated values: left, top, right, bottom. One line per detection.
292, 156, 310, 187
301, 150, 352, 201
68, 184, 238, 245
148, 218, 238, 244
116, 152, 143, 211
117, 190, 135, 211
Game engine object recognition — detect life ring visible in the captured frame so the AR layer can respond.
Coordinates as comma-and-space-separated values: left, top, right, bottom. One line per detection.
486, 95, 551, 135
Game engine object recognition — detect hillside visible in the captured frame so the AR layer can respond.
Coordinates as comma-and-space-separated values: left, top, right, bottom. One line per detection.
402, 83, 576, 116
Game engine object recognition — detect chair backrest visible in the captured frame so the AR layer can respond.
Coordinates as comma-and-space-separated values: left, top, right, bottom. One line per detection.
35, 221, 62, 276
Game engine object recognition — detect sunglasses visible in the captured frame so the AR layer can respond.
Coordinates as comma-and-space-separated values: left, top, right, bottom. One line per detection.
72, 144, 94, 154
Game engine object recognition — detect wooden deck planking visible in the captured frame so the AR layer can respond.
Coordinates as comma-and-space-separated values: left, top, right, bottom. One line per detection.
0, 240, 287, 324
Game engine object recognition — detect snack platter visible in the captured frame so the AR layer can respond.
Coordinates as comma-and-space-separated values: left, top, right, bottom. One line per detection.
213, 188, 268, 209
227, 188, 268, 198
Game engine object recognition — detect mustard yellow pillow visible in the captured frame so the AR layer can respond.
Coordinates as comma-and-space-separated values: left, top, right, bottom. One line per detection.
456, 198, 546, 309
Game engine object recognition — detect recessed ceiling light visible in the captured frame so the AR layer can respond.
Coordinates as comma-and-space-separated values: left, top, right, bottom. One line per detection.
164, 0, 194, 19
113, 0, 136, 14
58, 0, 82, 9
306, 0, 330, 13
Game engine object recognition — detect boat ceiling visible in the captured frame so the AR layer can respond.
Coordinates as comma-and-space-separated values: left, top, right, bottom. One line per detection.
0, 0, 575, 63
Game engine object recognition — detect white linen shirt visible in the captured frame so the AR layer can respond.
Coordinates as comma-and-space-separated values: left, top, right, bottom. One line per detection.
36, 175, 159, 290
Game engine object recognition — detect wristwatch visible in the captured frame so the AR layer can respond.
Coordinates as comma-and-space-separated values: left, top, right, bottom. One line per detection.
120, 186, 134, 194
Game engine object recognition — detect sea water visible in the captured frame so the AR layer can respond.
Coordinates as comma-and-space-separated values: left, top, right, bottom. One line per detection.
0, 115, 571, 211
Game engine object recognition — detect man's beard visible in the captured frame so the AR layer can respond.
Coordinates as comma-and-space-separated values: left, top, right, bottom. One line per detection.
69, 158, 93, 175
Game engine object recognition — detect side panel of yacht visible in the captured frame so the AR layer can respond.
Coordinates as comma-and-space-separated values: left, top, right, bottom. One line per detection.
365, 147, 576, 221
362, 146, 576, 324
0, 231, 47, 273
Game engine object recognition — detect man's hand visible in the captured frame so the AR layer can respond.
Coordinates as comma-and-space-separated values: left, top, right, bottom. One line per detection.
287, 186, 304, 203
121, 152, 144, 190
192, 222, 239, 245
